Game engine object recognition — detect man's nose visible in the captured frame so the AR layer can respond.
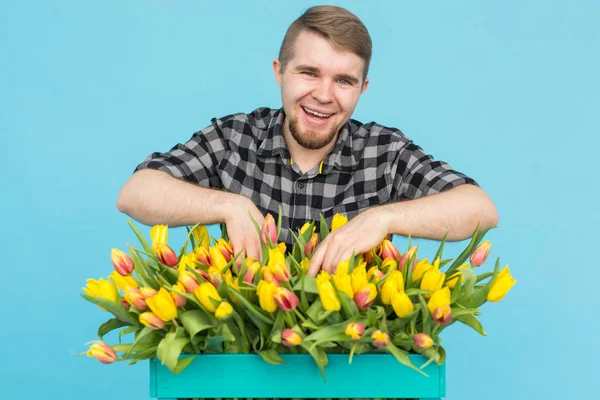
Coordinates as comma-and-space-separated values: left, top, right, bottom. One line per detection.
312, 80, 334, 103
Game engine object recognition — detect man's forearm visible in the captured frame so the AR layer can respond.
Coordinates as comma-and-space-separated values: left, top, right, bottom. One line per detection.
116, 169, 245, 227
383, 184, 498, 241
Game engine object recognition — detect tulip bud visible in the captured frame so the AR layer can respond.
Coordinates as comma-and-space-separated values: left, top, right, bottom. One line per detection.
139, 311, 165, 329
350, 264, 369, 295
243, 261, 260, 284
371, 330, 390, 349
209, 246, 228, 271
194, 282, 222, 313
146, 288, 178, 322
83, 278, 118, 308
109, 271, 140, 291
470, 240, 491, 267
281, 329, 302, 347
391, 291, 414, 317
398, 246, 417, 271
316, 271, 341, 311
331, 213, 348, 232
380, 240, 400, 262
171, 283, 187, 308
261, 213, 278, 246
215, 301, 233, 320
123, 287, 147, 311
179, 271, 200, 293
413, 333, 434, 350
155, 242, 178, 267
353, 283, 377, 310
432, 305, 452, 325
260, 267, 281, 286
345, 322, 365, 341
380, 258, 397, 273
207, 266, 224, 287
216, 238, 234, 262
367, 266, 385, 283
381, 270, 404, 305
420, 266, 446, 297
195, 247, 212, 267
304, 233, 319, 256
267, 248, 290, 282
487, 266, 517, 302
273, 287, 299, 311
300, 258, 310, 273
191, 225, 211, 250
256, 280, 278, 313
427, 287, 451, 315
121, 298, 130, 308
363, 249, 376, 264
111, 248, 134, 276
86, 341, 117, 364
412, 259, 432, 283
139, 287, 157, 299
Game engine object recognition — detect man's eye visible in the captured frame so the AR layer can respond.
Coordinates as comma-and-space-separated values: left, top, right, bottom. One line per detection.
302, 71, 315, 76
337, 79, 349, 85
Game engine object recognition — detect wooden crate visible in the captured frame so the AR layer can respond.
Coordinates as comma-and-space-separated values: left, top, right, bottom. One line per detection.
149, 354, 445, 399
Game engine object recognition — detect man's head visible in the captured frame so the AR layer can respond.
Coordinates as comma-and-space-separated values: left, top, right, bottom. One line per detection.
273, 6, 372, 151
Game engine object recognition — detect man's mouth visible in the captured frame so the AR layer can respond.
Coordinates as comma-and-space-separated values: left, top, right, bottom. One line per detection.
302, 106, 333, 119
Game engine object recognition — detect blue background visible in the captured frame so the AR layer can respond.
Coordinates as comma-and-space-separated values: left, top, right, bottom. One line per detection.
1, 0, 598, 399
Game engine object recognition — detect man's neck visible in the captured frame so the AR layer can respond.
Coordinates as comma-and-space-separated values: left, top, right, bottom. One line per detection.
282, 121, 338, 174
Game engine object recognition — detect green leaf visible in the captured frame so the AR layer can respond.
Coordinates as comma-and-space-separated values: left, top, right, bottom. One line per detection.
405, 288, 433, 297
80, 293, 137, 324
257, 349, 286, 365
127, 218, 153, 254
455, 314, 487, 336
119, 325, 138, 339
446, 224, 496, 274
228, 289, 274, 325
386, 343, 428, 376
293, 276, 318, 294
179, 309, 216, 338
301, 342, 329, 382
433, 232, 448, 262
319, 214, 330, 241
127, 326, 157, 355
173, 355, 196, 374
97, 318, 131, 340
304, 315, 366, 342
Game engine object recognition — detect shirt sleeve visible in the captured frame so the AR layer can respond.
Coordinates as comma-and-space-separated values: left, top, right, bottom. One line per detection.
134, 118, 228, 188
390, 140, 478, 201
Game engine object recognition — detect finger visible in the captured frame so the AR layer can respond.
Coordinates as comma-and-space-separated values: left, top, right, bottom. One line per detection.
308, 241, 328, 277
245, 237, 262, 262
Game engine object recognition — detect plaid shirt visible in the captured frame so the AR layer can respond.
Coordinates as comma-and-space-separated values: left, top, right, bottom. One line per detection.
136, 107, 477, 246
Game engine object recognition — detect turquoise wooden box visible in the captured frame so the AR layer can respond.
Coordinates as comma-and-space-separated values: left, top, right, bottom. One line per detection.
149, 354, 446, 399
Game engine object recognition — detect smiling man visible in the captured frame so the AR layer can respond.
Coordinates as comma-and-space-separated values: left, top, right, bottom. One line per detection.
117, 5, 498, 277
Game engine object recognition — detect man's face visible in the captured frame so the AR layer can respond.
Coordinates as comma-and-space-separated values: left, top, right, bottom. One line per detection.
273, 30, 369, 150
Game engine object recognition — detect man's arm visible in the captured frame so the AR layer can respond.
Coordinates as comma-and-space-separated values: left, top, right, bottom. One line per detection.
117, 169, 265, 260
308, 184, 498, 276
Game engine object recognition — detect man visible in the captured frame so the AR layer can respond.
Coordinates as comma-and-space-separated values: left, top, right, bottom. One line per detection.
117, 5, 498, 277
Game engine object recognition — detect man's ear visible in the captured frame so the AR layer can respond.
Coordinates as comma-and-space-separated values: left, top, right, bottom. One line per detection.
273, 59, 282, 86
361, 77, 369, 94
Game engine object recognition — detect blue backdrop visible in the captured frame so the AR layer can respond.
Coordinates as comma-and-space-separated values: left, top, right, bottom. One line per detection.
2, 1, 598, 399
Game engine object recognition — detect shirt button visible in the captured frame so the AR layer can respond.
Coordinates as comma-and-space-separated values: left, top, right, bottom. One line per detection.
297, 182, 305, 189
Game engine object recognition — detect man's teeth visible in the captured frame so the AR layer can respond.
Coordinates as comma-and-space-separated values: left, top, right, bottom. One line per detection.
303, 107, 331, 118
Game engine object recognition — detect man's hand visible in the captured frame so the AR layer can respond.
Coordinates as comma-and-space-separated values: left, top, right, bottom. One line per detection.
223, 196, 265, 262
307, 207, 391, 277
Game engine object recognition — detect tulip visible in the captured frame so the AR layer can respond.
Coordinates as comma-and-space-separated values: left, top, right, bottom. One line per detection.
345, 322, 365, 341
432, 305, 452, 325
470, 240, 491, 267
413, 333, 434, 350
300, 222, 314, 235
191, 225, 210, 250
194, 282, 222, 313
398, 246, 417, 270
83, 278, 118, 307
445, 263, 468, 289
146, 288, 178, 322
371, 330, 390, 349
363, 249, 376, 264
87, 341, 117, 364
150, 224, 169, 248
110, 270, 139, 291
487, 266, 516, 302
380, 258, 397, 273
316, 271, 341, 311
208, 266, 224, 287
209, 246, 228, 271
420, 266, 446, 297
215, 301, 233, 320
216, 238, 234, 263
380, 240, 400, 262
179, 271, 200, 293
354, 283, 377, 310
333, 261, 353, 298
195, 247, 212, 267
123, 287, 147, 311
155, 242, 179, 267
111, 248, 134, 276
427, 287, 451, 315
350, 264, 369, 294
139, 311, 165, 329
331, 213, 348, 232
243, 260, 260, 284
257, 280, 278, 313
260, 267, 281, 286
281, 329, 302, 347
178, 253, 198, 275
261, 213, 278, 246
139, 287, 158, 299
121, 298, 130, 308
300, 258, 310, 273
412, 259, 432, 283
171, 283, 187, 307
391, 291, 414, 317
267, 247, 290, 282
367, 266, 385, 282
304, 233, 319, 256
273, 287, 299, 311
381, 270, 404, 305
277, 242, 287, 254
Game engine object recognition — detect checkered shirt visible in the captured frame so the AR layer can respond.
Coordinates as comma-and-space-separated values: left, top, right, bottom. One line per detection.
135, 107, 477, 246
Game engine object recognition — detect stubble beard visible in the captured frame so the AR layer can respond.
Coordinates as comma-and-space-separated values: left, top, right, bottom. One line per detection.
288, 116, 338, 150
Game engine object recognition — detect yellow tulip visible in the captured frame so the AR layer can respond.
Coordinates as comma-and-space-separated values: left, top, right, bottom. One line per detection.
261, 213, 278, 245
150, 224, 168, 250
412, 259, 432, 282
195, 246, 212, 266
367, 266, 385, 282
215, 301, 233, 320
146, 288, 177, 322
111, 248, 134, 276
354, 283, 377, 309
256, 280, 278, 313
178, 253, 198, 275
281, 329, 303, 347
427, 287, 451, 314
350, 264, 369, 294
139, 312, 165, 329
110, 270, 139, 291
413, 333, 434, 350
216, 238, 234, 262
391, 291, 414, 317
300, 258, 310, 273
381, 270, 404, 305
345, 322, 365, 341
123, 287, 147, 311
333, 261, 353, 298
194, 282, 222, 313
300, 222, 314, 235
83, 278, 118, 310
191, 225, 210, 250
420, 266, 446, 296
316, 271, 341, 311
487, 266, 516, 302
267, 247, 290, 282
87, 341, 117, 364
170, 283, 187, 308
380, 240, 400, 262
210, 246, 228, 271
381, 258, 397, 273
331, 213, 348, 231
371, 330, 390, 349
304, 233, 319, 256
445, 263, 468, 289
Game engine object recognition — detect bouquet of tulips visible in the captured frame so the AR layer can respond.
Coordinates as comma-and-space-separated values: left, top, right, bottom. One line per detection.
82, 213, 516, 379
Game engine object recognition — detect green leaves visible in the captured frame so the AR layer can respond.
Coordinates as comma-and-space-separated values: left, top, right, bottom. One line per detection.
80, 293, 137, 324
386, 343, 428, 376
179, 310, 216, 338
156, 330, 192, 373
97, 318, 131, 340
257, 349, 285, 364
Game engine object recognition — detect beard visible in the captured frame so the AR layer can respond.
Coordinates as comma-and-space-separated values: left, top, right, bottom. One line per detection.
288, 115, 338, 150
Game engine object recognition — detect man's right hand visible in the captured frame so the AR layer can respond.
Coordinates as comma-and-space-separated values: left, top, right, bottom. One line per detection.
223, 196, 265, 262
